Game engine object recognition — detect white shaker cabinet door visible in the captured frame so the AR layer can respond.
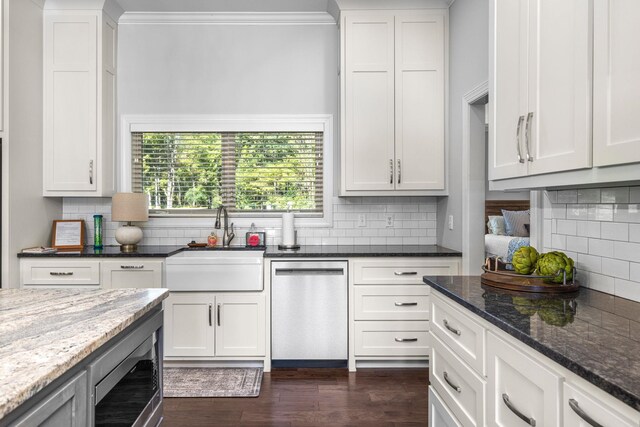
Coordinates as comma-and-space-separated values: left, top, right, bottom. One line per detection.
526, 0, 592, 176
593, 0, 640, 167
395, 12, 445, 191
215, 293, 266, 357
43, 13, 98, 193
343, 13, 396, 191
486, 332, 561, 427
488, 0, 529, 180
164, 293, 215, 357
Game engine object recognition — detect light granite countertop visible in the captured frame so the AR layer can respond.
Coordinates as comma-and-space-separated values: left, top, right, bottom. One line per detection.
0, 288, 169, 420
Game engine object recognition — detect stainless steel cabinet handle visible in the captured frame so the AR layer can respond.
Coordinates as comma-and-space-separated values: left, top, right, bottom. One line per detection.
525, 112, 534, 162
395, 302, 418, 307
120, 265, 144, 269
389, 159, 393, 184
443, 319, 461, 336
50, 272, 73, 276
217, 303, 221, 327
397, 159, 401, 184
516, 115, 525, 163
569, 399, 603, 427
89, 160, 94, 184
208, 303, 212, 326
443, 371, 461, 393
502, 393, 536, 426
394, 337, 418, 342
394, 271, 417, 276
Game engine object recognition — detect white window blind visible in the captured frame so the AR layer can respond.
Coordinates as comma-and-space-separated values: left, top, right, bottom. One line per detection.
131, 131, 323, 215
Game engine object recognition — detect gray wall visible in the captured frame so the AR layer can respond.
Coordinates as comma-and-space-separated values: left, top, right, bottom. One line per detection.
4, 0, 62, 287
437, 0, 488, 250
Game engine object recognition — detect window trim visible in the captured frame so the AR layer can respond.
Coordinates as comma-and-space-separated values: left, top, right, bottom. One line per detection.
119, 114, 334, 228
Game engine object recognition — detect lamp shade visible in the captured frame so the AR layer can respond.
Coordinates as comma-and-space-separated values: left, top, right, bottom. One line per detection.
111, 193, 148, 222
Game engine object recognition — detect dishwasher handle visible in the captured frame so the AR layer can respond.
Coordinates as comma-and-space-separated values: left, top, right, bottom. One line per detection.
274, 268, 345, 276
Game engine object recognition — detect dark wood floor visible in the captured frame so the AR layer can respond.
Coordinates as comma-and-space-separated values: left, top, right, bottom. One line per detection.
163, 368, 429, 427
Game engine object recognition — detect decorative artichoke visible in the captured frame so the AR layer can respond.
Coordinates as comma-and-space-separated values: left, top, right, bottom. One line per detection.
512, 246, 539, 275
537, 251, 574, 283
537, 300, 575, 327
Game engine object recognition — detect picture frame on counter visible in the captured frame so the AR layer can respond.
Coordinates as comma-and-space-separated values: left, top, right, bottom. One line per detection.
51, 219, 85, 251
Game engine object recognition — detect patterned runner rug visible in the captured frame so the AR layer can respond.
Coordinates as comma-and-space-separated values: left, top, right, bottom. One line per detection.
163, 367, 263, 398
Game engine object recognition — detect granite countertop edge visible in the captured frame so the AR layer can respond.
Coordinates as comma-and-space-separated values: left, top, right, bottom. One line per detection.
17, 245, 462, 258
423, 277, 640, 412
0, 289, 169, 419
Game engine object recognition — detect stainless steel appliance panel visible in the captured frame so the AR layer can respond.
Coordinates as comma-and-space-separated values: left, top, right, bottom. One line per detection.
271, 261, 348, 361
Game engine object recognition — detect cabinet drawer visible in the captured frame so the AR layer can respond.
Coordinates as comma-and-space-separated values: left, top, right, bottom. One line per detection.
354, 321, 429, 356
563, 381, 638, 427
21, 260, 100, 286
431, 334, 485, 427
353, 258, 459, 285
487, 332, 561, 427
354, 285, 429, 320
429, 387, 462, 427
431, 292, 485, 376
101, 260, 163, 288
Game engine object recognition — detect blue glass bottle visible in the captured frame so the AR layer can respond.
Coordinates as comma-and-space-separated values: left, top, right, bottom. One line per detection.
93, 214, 103, 250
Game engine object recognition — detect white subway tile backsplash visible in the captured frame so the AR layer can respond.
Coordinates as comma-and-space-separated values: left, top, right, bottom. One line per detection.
588, 238, 614, 257
577, 253, 602, 273
545, 190, 557, 203
601, 187, 630, 204
567, 204, 589, 220
601, 222, 629, 241
64, 196, 439, 248
613, 241, 640, 263
551, 234, 566, 250
577, 188, 601, 204
614, 279, 640, 301
631, 224, 640, 243
590, 204, 614, 221
630, 187, 640, 203
556, 219, 577, 235
588, 272, 615, 294
576, 221, 600, 238
566, 236, 588, 253
631, 263, 640, 282
601, 258, 629, 280
557, 190, 578, 204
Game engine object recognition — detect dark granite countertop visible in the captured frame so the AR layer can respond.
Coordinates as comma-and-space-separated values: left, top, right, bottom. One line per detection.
18, 244, 461, 259
423, 275, 640, 412
263, 245, 461, 258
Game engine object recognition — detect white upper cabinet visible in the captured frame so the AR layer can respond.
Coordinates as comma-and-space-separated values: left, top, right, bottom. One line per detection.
341, 10, 447, 196
593, 0, 640, 167
489, 0, 592, 180
43, 7, 118, 197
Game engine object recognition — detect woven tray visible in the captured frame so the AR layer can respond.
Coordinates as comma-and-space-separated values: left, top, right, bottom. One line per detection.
480, 257, 579, 293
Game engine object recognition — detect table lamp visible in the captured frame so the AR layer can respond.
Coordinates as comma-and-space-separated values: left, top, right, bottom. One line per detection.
111, 192, 149, 252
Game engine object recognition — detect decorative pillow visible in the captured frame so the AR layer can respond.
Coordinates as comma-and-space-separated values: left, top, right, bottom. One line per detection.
488, 216, 506, 235
502, 209, 530, 237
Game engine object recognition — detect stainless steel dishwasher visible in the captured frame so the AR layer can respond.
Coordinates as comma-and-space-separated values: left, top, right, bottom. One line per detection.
271, 260, 348, 367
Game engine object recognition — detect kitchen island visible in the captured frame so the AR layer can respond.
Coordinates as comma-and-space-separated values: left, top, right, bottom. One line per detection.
0, 288, 168, 426
423, 275, 640, 426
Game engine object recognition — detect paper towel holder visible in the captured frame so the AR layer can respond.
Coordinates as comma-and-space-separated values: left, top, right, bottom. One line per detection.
278, 230, 300, 250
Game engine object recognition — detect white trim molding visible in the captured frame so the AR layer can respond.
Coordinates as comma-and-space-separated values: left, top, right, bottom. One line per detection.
119, 11, 337, 25
118, 114, 335, 229
461, 81, 488, 274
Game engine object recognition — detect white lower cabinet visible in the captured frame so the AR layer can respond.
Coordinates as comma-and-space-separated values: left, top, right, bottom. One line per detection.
101, 259, 163, 288
354, 320, 429, 357
486, 332, 561, 427
164, 292, 266, 359
429, 386, 462, 427
215, 294, 266, 357
431, 334, 485, 427
563, 379, 637, 427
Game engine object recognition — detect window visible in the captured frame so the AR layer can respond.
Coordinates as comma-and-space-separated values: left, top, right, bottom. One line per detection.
131, 131, 323, 215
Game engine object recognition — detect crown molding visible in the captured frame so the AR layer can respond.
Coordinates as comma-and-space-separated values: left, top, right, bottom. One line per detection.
119, 11, 337, 25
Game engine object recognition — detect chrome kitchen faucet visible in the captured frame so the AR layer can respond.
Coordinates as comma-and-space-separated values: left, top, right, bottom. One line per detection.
215, 205, 235, 247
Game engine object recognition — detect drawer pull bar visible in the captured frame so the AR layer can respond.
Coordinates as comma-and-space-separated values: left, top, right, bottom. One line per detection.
50, 272, 73, 276
568, 399, 603, 427
502, 393, 536, 426
120, 265, 144, 269
443, 371, 461, 393
394, 337, 418, 343
208, 304, 212, 326
443, 319, 461, 336
395, 302, 418, 307
394, 271, 418, 276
